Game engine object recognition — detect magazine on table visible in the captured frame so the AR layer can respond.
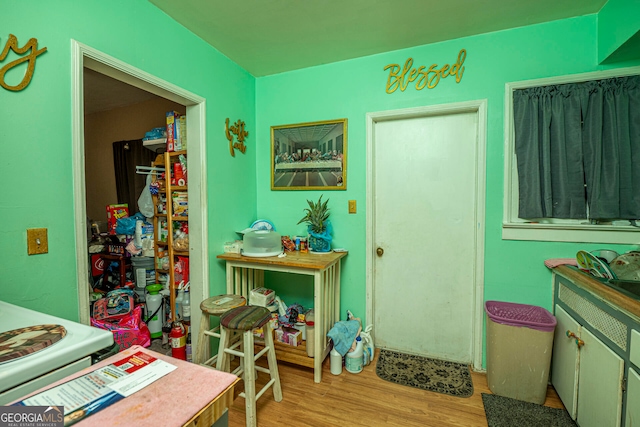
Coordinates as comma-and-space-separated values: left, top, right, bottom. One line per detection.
13, 351, 176, 426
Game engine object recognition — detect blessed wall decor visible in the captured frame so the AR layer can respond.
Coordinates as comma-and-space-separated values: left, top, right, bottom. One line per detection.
384, 49, 466, 94
225, 118, 248, 157
0, 34, 47, 92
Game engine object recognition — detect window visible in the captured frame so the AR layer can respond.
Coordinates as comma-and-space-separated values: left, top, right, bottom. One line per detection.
504, 67, 640, 244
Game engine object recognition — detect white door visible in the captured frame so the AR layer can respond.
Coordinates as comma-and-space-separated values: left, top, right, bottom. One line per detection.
372, 110, 479, 363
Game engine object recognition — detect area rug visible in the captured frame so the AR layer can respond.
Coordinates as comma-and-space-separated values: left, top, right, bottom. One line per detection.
482, 393, 577, 427
375, 349, 474, 397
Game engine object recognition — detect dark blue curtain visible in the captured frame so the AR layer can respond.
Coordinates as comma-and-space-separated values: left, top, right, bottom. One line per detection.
513, 75, 640, 220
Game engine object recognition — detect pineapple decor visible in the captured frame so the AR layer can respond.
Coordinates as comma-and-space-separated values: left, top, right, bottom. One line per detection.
297, 195, 333, 252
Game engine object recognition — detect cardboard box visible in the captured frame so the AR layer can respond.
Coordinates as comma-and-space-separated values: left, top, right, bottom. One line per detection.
91, 254, 105, 277
178, 115, 187, 150
249, 287, 275, 307
275, 326, 301, 346
166, 111, 180, 152
106, 204, 129, 235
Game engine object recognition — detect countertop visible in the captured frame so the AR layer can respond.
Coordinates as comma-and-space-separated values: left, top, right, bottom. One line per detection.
217, 250, 347, 269
553, 264, 640, 321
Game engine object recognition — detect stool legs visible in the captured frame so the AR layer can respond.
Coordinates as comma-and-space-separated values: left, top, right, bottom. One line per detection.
216, 325, 232, 373
217, 322, 282, 427
263, 322, 282, 402
243, 331, 258, 427
195, 312, 210, 364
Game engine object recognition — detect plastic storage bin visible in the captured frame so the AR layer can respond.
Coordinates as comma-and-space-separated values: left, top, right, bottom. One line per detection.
485, 300, 557, 404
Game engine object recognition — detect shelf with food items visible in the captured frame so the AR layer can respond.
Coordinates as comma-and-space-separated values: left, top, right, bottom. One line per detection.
151, 149, 189, 323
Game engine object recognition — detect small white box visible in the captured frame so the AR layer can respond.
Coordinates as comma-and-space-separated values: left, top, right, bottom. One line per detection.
249, 287, 275, 307
223, 240, 242, 254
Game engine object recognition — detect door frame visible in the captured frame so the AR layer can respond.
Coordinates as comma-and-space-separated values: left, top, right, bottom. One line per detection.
365, 100, 487, 371
71, 41, 209, 354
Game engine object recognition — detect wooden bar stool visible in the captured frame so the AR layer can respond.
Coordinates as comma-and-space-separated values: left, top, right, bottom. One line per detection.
217, 305, 282, 427
195, 294, 246, 367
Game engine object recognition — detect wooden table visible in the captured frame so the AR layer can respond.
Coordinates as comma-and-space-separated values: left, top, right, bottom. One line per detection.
12, 345, 239, 427
217, 251, 347, 383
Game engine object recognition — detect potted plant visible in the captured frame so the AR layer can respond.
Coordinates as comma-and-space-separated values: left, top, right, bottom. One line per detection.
297, 195, 333, 252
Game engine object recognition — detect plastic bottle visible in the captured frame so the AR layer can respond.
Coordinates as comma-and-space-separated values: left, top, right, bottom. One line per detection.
182, 290, 191, 322
185, 332, 192, 362
305, 309, 315, 358
345, 336, 364, 374
145, 284, 164, 339
330, 348, 343, 375
175, 289, 184, 319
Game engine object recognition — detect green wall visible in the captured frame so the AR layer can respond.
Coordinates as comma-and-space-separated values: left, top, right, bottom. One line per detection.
1, 0, 257, 320
598, 0, 640, 63
255, 15, 640, 323
3, 2, 640, 331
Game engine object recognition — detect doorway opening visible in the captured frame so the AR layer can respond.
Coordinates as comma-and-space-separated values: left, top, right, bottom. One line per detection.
71, 41, 208, 353
365, 101, 487, 371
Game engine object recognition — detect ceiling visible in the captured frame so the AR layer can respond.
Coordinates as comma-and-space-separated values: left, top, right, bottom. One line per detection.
149, 0, 607, 77
84, 0, 607, 113
84, 68, 158, 115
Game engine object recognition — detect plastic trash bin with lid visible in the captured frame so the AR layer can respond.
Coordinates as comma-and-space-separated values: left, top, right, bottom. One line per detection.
485, 300, 557, 404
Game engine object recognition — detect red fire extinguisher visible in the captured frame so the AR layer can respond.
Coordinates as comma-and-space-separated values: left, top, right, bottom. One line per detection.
170, 321, 186, 360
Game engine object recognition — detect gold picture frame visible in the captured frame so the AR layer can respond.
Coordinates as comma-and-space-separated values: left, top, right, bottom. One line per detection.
271, 118, 347, 191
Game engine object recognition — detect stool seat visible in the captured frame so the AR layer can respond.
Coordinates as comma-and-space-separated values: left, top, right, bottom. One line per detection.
200, 294, 246, 316
220, 305, 271, 331
195, 294, 246, 366
217, 305, 282, 427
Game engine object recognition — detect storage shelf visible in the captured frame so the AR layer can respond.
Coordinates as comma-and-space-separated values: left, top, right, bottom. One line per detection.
152, 149, 189, 322
255, 337, 314, 368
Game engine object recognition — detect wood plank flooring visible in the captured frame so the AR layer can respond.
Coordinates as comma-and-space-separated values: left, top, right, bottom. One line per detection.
226, 349, 565, 427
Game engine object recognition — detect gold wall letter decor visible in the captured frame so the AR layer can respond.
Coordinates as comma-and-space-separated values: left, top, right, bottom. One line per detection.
225, 118, 248, 157
0, 34, 47, 92
384, 49, 466, 94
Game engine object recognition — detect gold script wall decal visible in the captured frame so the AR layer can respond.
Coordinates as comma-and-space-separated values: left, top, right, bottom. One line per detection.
225, 118, 248, 157
384, 49, 466, 94
0, 34, 47, 92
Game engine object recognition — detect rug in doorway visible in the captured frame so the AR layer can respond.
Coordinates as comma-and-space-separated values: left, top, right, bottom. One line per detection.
482, 393, 577, 427
375, 349, 474, 397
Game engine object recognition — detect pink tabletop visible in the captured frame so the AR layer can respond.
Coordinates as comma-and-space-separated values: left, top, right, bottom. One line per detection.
12, 345, 238, 427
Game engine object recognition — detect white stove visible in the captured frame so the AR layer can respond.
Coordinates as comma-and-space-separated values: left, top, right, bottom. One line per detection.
0, 300, 114, 404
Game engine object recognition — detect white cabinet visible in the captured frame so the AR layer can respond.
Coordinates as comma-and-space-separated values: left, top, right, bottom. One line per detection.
552, 305, 580, 417
626, 368, 640, 427
627, 330, 640, 426
552, 305, 624, 427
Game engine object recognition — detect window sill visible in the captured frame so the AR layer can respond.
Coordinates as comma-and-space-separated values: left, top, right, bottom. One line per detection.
502, 222, 640, 244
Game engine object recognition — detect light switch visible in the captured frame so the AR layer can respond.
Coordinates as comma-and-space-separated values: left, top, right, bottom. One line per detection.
348, 200, 356, 214
27, 228, 48, 255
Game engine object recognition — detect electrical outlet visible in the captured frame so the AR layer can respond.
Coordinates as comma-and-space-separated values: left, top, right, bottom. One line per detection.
27, 228, 48, 255
348, 200, 356, 214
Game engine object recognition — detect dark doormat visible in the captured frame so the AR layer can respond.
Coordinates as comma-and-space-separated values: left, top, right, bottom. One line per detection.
482, 393, 577, 427
375, 349, 474, 397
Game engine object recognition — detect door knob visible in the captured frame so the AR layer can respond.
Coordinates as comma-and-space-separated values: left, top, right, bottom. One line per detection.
376, 247, 384, 256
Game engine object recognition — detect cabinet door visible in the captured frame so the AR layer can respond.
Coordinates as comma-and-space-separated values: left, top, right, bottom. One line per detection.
577, 327, 624, 427
552, 305, 580, 419
626, 368, 640, 427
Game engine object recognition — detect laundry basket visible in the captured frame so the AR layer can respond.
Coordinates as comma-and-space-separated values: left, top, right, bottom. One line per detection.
485, 300, 557, 404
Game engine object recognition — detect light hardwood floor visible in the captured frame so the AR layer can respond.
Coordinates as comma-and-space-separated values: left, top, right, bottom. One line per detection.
225, 349, 565, 427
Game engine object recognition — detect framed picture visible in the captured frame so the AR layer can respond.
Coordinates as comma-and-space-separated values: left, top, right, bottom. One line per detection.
271, 118, 347, 190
